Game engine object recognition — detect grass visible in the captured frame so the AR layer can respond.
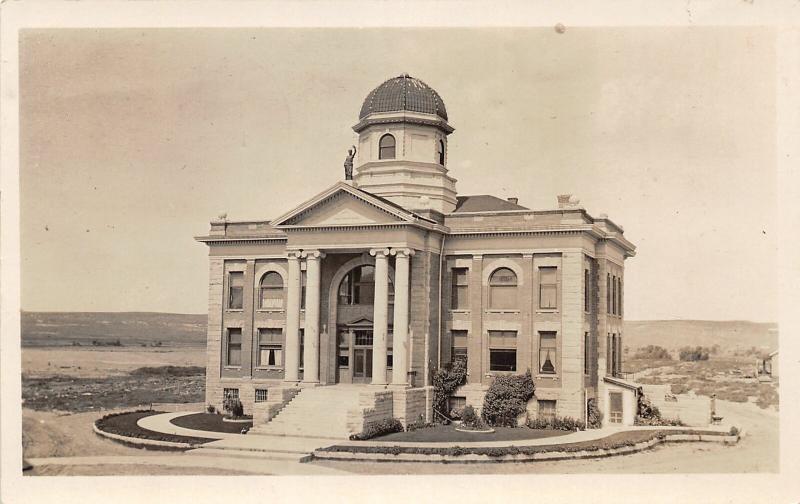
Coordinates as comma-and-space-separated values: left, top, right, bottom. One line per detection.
129, 366, 206, 377
95, 410, 215, 445
373, 424, 569, 443
170, 412, 252, 433
321, 429, 732, 457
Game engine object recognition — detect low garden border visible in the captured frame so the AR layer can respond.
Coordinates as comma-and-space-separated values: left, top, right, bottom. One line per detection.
312, 429, 740, 463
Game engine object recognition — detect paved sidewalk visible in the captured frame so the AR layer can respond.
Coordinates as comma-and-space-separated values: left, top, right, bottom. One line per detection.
27, 455, 348, 475
137, 411, 240, 440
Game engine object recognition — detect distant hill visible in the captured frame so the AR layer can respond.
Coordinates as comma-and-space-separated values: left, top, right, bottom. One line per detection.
623, 320, 778, 354
20, 312, 778, 353
21, 311, 207, 348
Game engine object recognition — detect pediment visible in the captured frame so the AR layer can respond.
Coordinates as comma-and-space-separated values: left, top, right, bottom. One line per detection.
273, 182, 415, 228
344, 317, 373, 327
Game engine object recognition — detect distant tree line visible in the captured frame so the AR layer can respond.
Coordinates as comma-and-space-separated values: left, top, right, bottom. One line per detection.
678, 346, 711, 361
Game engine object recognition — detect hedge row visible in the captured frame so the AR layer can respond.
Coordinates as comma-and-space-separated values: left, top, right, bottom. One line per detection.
322, 429, 732, 457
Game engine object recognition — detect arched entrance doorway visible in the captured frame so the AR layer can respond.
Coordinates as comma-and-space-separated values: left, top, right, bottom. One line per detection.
328, 260, 394, 384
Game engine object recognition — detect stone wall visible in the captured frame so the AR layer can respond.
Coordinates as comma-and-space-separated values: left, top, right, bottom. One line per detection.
392, 386, 431, 425
347, 390, 394, 433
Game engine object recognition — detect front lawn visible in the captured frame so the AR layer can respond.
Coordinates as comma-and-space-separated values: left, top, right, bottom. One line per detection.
373, 424, 569, 443
170, 412, 253, 434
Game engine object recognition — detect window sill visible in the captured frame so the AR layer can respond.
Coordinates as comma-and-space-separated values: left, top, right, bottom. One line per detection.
536, 309, 559, 314
536, 374, 559, 380
256, 309, 285, 313
254, 366, 283, 371
448, 309, 471, 314
223, 366, 242, 370
226, 309, 244, 313
485, 309, 521, 314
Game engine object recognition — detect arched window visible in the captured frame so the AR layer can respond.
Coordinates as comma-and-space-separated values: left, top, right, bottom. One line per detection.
259, 272, 284, 309
489, 267, 518, 309
437, 139, 445, 165
379, 134, 396, 160
338, 265, 394, 306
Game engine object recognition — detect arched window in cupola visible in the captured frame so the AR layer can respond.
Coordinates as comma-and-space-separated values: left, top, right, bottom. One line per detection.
379, 134, 396, 160
437, 139, 445, 165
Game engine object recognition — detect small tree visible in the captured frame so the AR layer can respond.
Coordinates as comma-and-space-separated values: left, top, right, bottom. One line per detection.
587, 398, 603, 428
481, 370, 535, 427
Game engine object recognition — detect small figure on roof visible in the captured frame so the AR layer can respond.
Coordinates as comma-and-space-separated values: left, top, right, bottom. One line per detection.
344, 145, 357, 180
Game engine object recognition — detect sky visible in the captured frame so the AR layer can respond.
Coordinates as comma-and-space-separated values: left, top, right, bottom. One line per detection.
19, 27, 777, 322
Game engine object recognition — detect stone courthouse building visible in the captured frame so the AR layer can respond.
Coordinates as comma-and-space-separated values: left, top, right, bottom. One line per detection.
196, 74, 637, 437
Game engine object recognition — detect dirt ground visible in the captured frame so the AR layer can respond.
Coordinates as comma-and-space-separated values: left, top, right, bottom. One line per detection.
23, 347, 205, 378
26, 464, 254, 476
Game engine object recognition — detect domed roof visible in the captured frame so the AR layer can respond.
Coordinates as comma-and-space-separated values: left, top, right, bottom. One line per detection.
359, 74, 448, 121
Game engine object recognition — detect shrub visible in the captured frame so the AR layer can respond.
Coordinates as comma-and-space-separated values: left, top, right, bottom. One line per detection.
633, 345, 672, 360
587, 398, 603, 429
206, 404, 216, 414
432, 358, 467, 420
223, 398, 244, 418
481, 370, 535, 427
460, 405, 489, 430
405, 415, 434, 432
637, 393, 661, 420
350, 418, 404, 441
670, 383, 690, 395
527, 415, 585, 431
679, 346, 711, 361
729, 426, 740, 436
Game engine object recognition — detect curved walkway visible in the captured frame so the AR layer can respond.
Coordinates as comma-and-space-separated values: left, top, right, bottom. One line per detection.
137, 411, 240, 440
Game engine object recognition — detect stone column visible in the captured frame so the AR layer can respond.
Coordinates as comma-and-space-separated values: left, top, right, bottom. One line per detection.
391, 248, 414, 386
302, 250, 324, 384
284, 251, 302, 383
370, 248, 390, 385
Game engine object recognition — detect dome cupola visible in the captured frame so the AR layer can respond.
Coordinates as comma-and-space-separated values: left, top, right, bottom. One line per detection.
351, 74, 457, 215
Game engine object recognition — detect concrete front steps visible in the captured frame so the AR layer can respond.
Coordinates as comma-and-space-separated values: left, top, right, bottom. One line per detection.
250, 385, 362, 439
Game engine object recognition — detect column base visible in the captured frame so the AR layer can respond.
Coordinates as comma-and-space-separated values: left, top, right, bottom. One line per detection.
282, 380, 301, 387
300, 381, 321, 388
388, 382, 410, 389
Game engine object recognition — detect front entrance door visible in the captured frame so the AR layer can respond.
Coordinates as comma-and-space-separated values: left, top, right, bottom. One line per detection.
352, 329, 374, 383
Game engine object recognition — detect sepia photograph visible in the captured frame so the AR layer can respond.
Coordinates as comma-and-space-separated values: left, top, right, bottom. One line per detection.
2, 3, 799, 503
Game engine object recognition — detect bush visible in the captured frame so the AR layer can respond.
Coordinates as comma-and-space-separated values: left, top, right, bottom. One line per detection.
527, 415, 585, 431
633, 345, 672, 360
405, 415, 434, 432
432, 358, 467, 420
460, 405, 488, 430
729, 426, 740, 436
634, 392, 685, 426
223, 398, 244, 418
587, 398, 603, 429
679, 346, 711, 361
206, 404, 216, 414
481, 370, 535, 427
670, 383, 690, 395
350, 418, 404, 441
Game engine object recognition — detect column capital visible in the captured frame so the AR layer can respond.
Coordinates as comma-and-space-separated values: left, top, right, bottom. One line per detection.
390, 247, 416, 258
369, 248, 391, 258
301, 250, 326, 260
472, 254, 483, 261
522, 253, 534, 259
287, 250, 303, 260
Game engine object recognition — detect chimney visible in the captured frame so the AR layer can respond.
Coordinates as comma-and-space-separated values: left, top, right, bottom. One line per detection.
507, 197, 518, 205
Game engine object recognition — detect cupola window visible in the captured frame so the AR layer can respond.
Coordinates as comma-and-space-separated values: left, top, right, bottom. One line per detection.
437, 139, 445, 165
379, 134, 396, 160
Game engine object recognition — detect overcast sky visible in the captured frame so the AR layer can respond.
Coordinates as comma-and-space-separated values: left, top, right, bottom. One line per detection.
19, 27, 777, 322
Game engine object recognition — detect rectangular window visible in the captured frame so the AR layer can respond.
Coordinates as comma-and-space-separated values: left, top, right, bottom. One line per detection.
584, 332, 590, 375
618, 278, 623, 317
300, 270, 307, 310
616, 334, 623, 376
255, 389, 269, 403
538, 331, 557, 374
338, 348, 349, 367
489, 349, 517, 372
538, 399, 557, 420
606, 273, 611, 314
257, 328, 282, 367
451, 330, 468, 365
387, 348, 393, 369
299, 329, 304, 369
606, 333, 612, 375
450, 268, 469, 310
228, 271, 244, 310
584, 268, 590, 312
612, 276, 618, 315
539, 267, 557, 309
609, 392, 623, 423
223, 388, 239, 402
226, 328, 242, 366
489, 330, 517, 372
449, 396, 466, 414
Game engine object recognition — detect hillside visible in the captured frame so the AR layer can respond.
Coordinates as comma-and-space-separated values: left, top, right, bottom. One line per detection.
623, 319, 778, 354
21, 311, 207, 348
